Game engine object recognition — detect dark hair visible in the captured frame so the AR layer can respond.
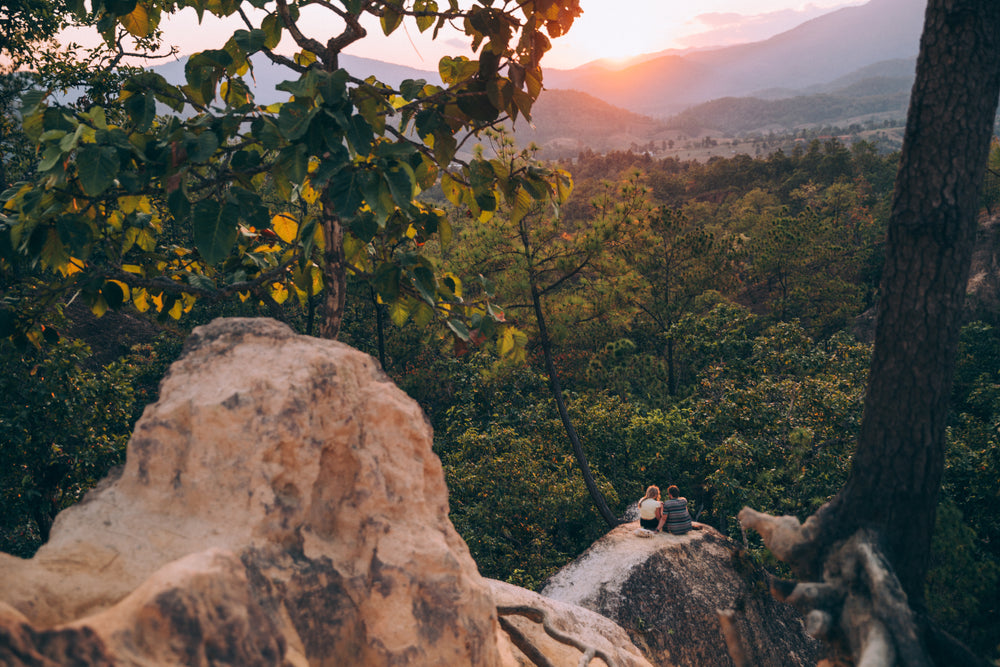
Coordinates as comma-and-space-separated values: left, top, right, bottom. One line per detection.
667, 485, 680, 498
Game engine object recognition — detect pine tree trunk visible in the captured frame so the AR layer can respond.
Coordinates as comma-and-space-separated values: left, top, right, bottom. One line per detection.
828, 0, 1000, 606
529, 283, 618, 528
739, 2, 1000, 664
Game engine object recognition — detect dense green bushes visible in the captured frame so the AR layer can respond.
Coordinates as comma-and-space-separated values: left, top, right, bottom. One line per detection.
2, 141, 997, 660
1, 340, 136, 556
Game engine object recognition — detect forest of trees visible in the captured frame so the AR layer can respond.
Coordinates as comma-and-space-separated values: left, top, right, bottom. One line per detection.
5, 128, 1000, 658
3, 1, 1000, 665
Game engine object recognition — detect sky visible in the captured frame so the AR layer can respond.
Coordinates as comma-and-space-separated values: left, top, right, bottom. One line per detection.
58, 0, 867, 71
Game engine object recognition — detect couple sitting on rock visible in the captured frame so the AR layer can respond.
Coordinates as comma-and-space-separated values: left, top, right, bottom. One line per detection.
637, 484, 703, 534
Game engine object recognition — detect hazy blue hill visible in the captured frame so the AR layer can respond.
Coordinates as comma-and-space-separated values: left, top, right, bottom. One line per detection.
507, 89, 667, 157
812, 58, 916, 94
545, 0, 925, 117
545, 55, 714, 116
828, 75, 912, 99
664, 80, 911, 136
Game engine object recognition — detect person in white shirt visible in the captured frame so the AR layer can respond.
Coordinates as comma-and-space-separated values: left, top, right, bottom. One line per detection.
637, 485, 663, 531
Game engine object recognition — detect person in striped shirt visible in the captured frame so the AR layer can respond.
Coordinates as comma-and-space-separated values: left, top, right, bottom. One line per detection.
657, 485, 702, 534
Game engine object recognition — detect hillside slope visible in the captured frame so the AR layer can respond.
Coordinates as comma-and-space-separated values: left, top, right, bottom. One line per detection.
546, 0, 924, 116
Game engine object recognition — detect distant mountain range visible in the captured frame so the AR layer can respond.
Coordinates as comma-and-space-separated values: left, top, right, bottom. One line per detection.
150, 0, 929, 152
543, 0, 924, 117
512, 0, 925, 150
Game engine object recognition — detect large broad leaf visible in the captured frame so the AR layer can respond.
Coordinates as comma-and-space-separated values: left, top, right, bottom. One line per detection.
384, 163, 415, 208
192, 199, 238, 265
124, 91, 156, 131
76, 145, 120, 196
411, 265, 437, 305
233, 28, 267, 55
278, 100, 319, 141
119, 2, 150, 37
373, 262, 402, 302
271, 213, 298, 243
380, 5, 403, 34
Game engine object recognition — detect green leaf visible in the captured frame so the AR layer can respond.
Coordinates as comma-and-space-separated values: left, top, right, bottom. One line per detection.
168, 189, 191, 221
400, 79, 427, 100
446, 318, 471, 341
124, 91, 156, 131
432, 129, 457, 165
275, 144, 308, 185
373, 262, 402, 302
278, 101, 319, 141
346, 114, 374, 154
261, 13, 282, 48
350, 212, 378, 243
187, 131, 219, 162
38, 145, 64, 172
101, 280, 125, 309
414, 0, 436, 31
412, 300, 435, 327
76, 146, 120, 196
327, 166, 364, 216
380, 6, 403, 35
384, 163, 415, 207
457, 87, 499, 122
411, 265, 437, 305
192, 198, 238, 265
233, 28, 267, 54
389, 298, 412, 327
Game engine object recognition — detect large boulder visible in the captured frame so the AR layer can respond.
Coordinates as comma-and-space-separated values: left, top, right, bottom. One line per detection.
489, 579, 653, 667
542, 523, 822, 667
0, 318, 500, 665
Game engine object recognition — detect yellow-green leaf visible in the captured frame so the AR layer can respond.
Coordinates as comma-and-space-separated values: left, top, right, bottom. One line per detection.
389, 298, 412, 327
272, 213, 298, 244
269, 281, 290, 304
119, 3, 150, 38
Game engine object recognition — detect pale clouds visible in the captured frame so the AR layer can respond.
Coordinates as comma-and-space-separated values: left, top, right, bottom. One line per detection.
677, 2, 865, 49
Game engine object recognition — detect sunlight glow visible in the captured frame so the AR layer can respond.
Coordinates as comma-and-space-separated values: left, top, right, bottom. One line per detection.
47, 0, 869, 72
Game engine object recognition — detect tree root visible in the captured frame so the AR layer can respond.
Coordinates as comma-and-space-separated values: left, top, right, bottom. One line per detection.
497, 605, 618, 667
717, 608, 750, 667
739, 507, 931, 667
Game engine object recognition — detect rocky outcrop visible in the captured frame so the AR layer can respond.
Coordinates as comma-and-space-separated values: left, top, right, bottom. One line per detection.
0, 317, 659, 667
0, 318, 499, 666
490, 579, 654, 667
542, 523, 822, 667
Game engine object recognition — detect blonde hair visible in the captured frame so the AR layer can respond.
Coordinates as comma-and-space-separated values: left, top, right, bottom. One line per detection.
643, 485, 660, 501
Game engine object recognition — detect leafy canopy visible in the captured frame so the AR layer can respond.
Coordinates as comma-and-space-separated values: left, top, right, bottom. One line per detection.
0, 0, 580, 349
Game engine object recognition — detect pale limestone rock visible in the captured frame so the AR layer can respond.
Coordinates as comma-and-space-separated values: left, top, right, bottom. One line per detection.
0, 318, 500, 666
70, 548, 285, 666
542, 523, 821, 667
490, 578, 655, 667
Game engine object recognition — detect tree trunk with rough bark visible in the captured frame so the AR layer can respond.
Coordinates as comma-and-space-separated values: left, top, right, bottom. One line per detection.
739, 1, 1000, 665
318, 205, 347, 340
834, 0, 1000, 603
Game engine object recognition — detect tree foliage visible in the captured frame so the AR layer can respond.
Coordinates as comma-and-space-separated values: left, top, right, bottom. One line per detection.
1, 0, 581, 349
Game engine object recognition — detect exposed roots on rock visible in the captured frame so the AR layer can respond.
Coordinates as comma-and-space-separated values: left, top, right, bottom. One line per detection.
497, 604, 618, 667
738, 507, 931, 667
717, 608, 749, 667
